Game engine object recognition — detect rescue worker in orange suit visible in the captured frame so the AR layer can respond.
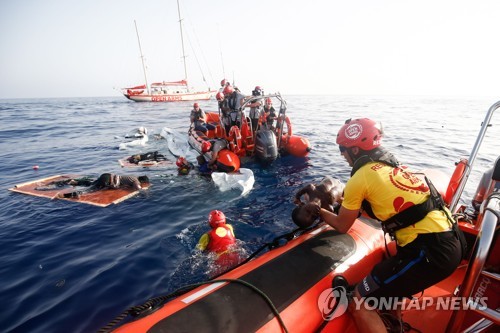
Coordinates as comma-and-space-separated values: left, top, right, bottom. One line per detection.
317, 118, 463, 333
196, 210, 240, 274
197, 139, 238, 173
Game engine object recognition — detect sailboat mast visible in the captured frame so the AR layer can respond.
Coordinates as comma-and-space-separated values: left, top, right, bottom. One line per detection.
177, 0, 189, 91
134, 20, 150, 95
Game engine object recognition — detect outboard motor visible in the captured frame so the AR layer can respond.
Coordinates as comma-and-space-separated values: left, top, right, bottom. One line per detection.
254, 129, 278, 164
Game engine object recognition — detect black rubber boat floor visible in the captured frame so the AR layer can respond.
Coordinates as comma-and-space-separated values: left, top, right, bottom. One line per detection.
149, 230, 356, 333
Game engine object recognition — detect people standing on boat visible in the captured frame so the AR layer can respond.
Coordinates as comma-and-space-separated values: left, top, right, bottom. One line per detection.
318, 118, 463, 333
248, 86, 263, 133
216, 92, 225, 106
262, 97, 277, 130
292, 176, 345, 229
190, 103, 215, 134
219, 78, 230, 92
54, 173, 149, 199
196, 210, 240, 274
216, 92, 230, 136
222, 85, 246, 131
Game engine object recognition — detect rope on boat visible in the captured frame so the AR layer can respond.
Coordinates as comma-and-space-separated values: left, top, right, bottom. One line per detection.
98, 278, 290, 333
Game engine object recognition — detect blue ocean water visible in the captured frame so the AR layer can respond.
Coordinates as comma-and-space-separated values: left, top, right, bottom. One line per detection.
0, 95, 498, 333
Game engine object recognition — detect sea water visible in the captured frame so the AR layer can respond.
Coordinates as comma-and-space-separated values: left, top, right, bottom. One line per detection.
0, 95, 498, 332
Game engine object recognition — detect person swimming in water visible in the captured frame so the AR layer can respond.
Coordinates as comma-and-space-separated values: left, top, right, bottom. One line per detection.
196, 210, 241, 276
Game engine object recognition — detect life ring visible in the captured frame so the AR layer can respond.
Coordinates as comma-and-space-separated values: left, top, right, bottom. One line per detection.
445, 158, 467, 205
228, 126, 243, 155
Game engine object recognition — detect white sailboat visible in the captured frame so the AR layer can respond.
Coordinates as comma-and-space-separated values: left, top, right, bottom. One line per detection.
122, 0, 214, 102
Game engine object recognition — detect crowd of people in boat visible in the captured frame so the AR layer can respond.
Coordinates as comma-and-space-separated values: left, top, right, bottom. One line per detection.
188, 79, 281, 173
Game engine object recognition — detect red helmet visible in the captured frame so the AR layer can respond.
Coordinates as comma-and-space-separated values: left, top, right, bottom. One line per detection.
216, 92, 224, 101
336, 118, 383, 151
201, 141, 212, 153
176, 156, 187, 168
220, 79, 227, 87
254, 86, 261, 91
208, 210, 226, 228
223, 85, 234, 95
193, 102, 199, 108
265, 97, 272, 105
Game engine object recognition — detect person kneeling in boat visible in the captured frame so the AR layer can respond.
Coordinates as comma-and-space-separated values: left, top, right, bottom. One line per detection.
196, 210, 240, 273
56, 173, 149, 199
292, 176, 345, 229
197, 139, 237, 173
318, 118, 464, 333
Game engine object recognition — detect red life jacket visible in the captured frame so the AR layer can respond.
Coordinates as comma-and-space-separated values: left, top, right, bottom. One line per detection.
206, 225, 236, 253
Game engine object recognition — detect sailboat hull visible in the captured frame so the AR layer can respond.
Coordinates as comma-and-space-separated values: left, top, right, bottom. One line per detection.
124, 90, 214, 102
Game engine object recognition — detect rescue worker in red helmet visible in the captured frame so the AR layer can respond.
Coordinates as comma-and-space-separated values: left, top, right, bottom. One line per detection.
190, 102, 215, 134
176, 156, 193, 175
248, 86, 263, 133
216, 92, 224, 102
221, 84, 247, 134
215, 91, 229, 135
316, 118, 463, 333
219, 79, 229, 90
197, 210, 240, 275
197, 210, 236, 253
197, 139, 238, 173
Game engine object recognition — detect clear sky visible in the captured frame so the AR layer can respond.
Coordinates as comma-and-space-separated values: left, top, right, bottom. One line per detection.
1, 0, 499, 99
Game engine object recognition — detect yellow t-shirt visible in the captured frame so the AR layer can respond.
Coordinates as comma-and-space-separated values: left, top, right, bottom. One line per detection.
342, 162, 451, 246
196, 224, 235, 251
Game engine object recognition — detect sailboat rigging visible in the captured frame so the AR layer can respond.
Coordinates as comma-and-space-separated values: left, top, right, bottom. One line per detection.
121, 0, 213, 102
